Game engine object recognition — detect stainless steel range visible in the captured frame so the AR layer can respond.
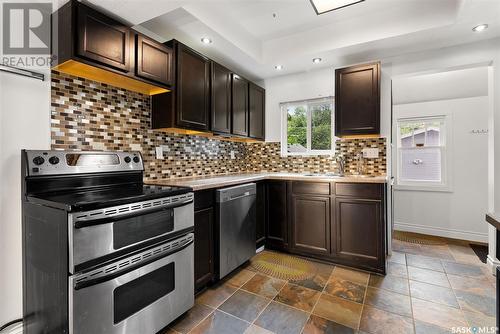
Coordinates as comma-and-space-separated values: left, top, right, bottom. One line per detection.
21, 150, 194, 334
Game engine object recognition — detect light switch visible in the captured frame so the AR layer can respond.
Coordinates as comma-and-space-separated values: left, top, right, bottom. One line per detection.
230, 150, 236, 159
155, 146, 164, 159
362, 148, 379, 158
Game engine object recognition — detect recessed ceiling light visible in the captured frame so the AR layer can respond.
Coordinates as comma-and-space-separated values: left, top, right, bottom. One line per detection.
312, 58, 322, 64
472, 24, 488, 32
275, 65, 283, 70
309, 0, 365, 15
201, 37, 212, 44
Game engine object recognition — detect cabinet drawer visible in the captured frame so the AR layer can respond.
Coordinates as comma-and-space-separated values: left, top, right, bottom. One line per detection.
292, 182, 330, 195
335, 183, 382, 199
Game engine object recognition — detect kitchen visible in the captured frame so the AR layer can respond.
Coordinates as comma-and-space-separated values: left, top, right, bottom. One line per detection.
1, 0, 499, 333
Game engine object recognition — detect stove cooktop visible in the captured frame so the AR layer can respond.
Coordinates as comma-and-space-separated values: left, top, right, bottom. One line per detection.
27, 184, 192, 212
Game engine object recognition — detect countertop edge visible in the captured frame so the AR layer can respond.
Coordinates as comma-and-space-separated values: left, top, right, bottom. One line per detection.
146, 173, 388, 191
486, 213, 500, 231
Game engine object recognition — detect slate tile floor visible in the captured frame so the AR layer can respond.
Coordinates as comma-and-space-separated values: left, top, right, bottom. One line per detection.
166, 237, 496, 334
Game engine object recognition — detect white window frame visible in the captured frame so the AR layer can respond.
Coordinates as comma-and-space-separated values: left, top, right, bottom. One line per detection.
280, 97, 335, 156
393, 110, 453, 192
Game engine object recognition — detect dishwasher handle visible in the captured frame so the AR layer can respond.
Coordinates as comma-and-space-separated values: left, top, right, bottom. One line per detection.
216, 183, 256, 203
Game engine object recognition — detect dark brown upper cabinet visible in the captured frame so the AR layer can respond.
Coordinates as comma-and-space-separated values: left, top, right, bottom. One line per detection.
249, 83, 265, 140
52, 0, 171, 95
152, 40, 210, 130
335, 62, 380, 137
76, 2, 130, 72
211, 62, 232, 134
135, 35, 173, 86
231, 74, 249, 136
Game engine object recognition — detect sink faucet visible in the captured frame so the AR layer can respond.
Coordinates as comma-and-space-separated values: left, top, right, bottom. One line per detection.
356, 151, 365, 175
335, 154, 345, 176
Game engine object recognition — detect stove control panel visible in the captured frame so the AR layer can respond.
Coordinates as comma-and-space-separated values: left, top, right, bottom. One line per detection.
23, 150, 144, 176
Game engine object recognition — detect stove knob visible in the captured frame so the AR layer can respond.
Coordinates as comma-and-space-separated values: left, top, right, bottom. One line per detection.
32, 156, 45, 165
124, 156, 131, 163
49, 156, 60, 165
133, 156, 140, 163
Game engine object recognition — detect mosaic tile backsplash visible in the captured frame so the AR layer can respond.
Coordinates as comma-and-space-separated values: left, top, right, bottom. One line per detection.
51, 71, 386, 179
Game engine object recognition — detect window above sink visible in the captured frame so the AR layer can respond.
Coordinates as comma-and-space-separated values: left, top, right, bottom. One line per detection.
280, 97, 335, 156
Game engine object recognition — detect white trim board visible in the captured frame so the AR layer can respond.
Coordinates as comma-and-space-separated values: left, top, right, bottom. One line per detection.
394, 221, 488, 243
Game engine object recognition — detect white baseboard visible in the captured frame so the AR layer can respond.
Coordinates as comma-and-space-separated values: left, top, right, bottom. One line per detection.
394, 221, 488, 243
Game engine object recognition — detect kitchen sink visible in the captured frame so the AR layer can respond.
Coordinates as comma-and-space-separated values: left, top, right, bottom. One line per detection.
301, 173, 343, 177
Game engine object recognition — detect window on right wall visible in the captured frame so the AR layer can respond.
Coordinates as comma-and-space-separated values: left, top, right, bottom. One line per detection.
395, 114, 452, 191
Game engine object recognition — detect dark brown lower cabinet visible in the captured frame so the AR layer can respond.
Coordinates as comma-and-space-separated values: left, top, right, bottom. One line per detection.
256, 182, 266, 248
194, 190, 215, 291
333, 196, 385, 273
265, 181, 288, 250
194, 207, 214, 291
290, 195, 330, 256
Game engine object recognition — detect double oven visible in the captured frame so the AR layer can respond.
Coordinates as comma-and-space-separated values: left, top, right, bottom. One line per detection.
22, 150, 194, 334
68, 194, 194, 334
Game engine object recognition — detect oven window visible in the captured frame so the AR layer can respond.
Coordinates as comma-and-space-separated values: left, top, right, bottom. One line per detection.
113, 209, 174, 249
114, 262, 175, 324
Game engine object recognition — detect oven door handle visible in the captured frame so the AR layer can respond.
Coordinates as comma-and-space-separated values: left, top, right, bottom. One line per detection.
74, 204, 183, 229
74, 237, 193, 290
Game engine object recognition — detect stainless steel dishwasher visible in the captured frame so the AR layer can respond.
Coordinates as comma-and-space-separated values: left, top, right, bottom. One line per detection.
216, 183, 256, 279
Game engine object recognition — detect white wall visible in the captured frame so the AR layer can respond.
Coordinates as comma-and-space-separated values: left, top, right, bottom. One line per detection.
0, 71, 51, 325
393, 96, 489, 242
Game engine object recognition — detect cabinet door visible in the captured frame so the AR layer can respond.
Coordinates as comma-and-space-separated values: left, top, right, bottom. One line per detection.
291, 195, 330, 256
256, 182, 266, 247
136, 35, 173, 86
231, 74, 249, 136
76, 3, 130, 72
335, 62, 380, 136
265, 181, 287, 249
211, 62, 232, 134
194, 207, 214, 290
334, 197, 384, 269
176, 44, 210, 130
249, 83, 265, 140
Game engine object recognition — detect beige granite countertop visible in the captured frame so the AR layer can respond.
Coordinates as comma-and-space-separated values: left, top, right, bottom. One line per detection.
146, 172, 388, 191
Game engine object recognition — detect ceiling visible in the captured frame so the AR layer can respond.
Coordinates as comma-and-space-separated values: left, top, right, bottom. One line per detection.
84, 0, 500, 81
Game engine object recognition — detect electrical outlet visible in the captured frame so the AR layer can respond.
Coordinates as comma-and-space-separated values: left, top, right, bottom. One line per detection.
362, 148, 379, 159
155, 146, 164, 159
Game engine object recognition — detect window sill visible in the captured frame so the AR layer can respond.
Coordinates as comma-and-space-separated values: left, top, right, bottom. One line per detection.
281, 152, 335, 157
393, 184, 452, 193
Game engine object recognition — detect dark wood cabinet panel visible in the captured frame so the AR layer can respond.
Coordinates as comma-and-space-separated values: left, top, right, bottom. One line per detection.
335, 182, 383, 199
76, 3, 130, 72
334, 197, 384, 270
265, 181, 287, 250
211, 62, 232, 134
291, 195, 330, 256
194, 207, 214, 291
232, 74, 249, 136
176, 42, 211, 130
292, 182, 331, 195
135, 35, 173, 86
335, 62, 380, 136
256, 182, 266, 248
249, 83, 265, 140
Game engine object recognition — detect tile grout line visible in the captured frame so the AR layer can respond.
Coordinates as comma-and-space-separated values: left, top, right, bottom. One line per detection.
185, 270, 255, 334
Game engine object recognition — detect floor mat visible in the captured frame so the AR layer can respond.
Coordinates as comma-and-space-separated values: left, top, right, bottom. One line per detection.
393, 231, 446, 245
250, 251, 316, 281
470, 243, 488, 264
